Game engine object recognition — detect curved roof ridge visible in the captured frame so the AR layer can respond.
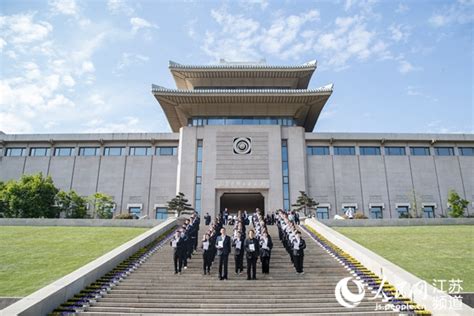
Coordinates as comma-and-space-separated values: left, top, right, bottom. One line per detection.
151, 85, 333, 94
168, 60, 318, 70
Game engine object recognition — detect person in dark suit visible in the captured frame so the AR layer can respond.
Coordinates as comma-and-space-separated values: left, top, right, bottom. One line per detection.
171, 230, 185, 274
216, 227, 231, 280
202, 233, 212, 275
232, 229, 245, 275
293, 231, 306, 274
245, 229, 259, 280
259, 231, 273, 274
204, 212, 211, 225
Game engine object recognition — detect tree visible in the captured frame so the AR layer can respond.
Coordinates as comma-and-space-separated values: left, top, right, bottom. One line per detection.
1, 173, 59, 218
447, 190, 469, 218
0, 181, 7, 218
166, 192, 194, 217
409, 189, 422, 218
292, 191, 318, 217
55, 190, 89, 218
89, 193, 115, 219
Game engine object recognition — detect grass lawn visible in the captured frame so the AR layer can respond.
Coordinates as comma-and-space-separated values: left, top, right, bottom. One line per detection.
0, 226, 148, 297
334, 226, 474, 292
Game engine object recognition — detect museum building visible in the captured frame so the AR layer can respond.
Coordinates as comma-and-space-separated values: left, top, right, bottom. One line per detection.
1, 60, 473, 219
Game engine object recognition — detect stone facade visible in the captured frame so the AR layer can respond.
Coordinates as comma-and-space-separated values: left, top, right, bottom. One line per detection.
1, 61, 473, 219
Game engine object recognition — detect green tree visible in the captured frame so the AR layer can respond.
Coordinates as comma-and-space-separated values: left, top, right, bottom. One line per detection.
292, 191, 318, 217
0, 181, 7, 218
1, 173, 59, 218
447, 190, 469, 218
409, 189, 422, 218
89, 193, 115, 219
166, 192, 194, 217
55, 190, 89, 218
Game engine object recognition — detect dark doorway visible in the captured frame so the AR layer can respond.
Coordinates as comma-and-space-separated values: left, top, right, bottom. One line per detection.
220, 193, 264, 214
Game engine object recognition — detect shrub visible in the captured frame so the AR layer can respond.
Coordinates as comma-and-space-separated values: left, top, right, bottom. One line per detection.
354, 212, 368, 219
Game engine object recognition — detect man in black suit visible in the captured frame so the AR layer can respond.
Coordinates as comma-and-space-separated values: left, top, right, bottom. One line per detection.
245, 229, 259, 280
293, 231, 306, 274
215, 227, 231, 280
204, 212, 211, 225
171, 230, 185, 274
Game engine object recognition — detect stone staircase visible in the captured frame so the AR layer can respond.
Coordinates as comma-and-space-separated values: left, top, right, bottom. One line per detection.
78, 223, 400, 315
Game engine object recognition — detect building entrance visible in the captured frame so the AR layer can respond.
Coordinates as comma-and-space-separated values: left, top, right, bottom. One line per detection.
220, 193, 264, 214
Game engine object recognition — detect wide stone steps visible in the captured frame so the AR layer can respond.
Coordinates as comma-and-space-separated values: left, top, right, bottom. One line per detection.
78, 223, 400, 315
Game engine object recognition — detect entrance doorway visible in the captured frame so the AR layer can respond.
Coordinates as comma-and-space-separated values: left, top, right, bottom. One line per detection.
220, 193, 264, 214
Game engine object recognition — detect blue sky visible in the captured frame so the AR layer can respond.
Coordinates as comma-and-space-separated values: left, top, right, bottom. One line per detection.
0, 0, 472, 134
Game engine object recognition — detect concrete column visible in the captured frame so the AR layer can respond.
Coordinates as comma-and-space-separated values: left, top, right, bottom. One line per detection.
176, 127, 198, 203
287, 126, 308, 206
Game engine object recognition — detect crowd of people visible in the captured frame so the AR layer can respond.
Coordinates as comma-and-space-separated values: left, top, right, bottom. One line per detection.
276, 210, 306, 274
170, 213, 200, 274
171, 208, 306, 280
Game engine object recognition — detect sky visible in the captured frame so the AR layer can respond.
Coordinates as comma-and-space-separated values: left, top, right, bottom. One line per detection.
0, 0, 473, 135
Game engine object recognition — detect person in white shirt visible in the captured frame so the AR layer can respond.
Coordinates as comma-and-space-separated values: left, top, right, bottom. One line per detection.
345, 207, 354, 219
202, 233, 211, 275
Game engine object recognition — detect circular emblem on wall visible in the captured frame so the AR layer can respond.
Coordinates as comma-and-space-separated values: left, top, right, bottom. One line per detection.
233, 137, 252, 155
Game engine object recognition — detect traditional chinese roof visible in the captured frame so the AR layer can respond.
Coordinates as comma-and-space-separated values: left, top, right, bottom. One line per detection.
152, 85, 333, 132
168, 60, 318, 89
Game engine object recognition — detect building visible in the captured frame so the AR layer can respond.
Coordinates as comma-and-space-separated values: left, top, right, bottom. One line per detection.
1, 60, 473, 219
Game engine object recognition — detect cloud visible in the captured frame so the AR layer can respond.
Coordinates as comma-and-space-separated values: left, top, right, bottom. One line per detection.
202, 8, 319, 61
398, 60, 421, 74
407, 86, 437, 102
239, 0, 269, 10
130, 17, 158, 33
261, 10, 320, 57
107, 0, 134, 16
389, 24, 410, 42
0, 13, 53, 46
84, 116, 145, 133
428, 0, 474, 27
49, 0, 79, 16
0, 12, 113, 133
0, 112, 32, 133
314, 15, 390, 69
425, 120, 471, 134
396, 3, 409, 13
115, 52, 149, 72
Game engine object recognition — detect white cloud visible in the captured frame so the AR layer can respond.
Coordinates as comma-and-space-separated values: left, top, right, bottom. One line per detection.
81, 61, 95, 73
84, 116, 145, 133
428, 0, 474, 27
62, 75, 76, 87
116, 52, 149, 71
398, 60, 420, 74
0, 112, 32, 133
107, 0, 134, 16
46, 94, 75, 110
130, 17, 158, 33
49, 0, 79, 16
0, 13, 53, 46
261, 10, 320, 56
0, 37, 6, 51
407, 86, 437, 102
22, 62, 41, 80
239, 0, 269, 10
202, 8, 319, 61
314, 15, 390, 69
389, 24, 410, 42
396, 3, 409, 13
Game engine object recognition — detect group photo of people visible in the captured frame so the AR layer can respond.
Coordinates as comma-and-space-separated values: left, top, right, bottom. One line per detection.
171, 208, 306, 280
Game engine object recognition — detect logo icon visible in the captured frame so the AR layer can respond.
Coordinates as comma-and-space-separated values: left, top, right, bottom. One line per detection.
335, 277, 366, 308
233, 137, 251, 155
